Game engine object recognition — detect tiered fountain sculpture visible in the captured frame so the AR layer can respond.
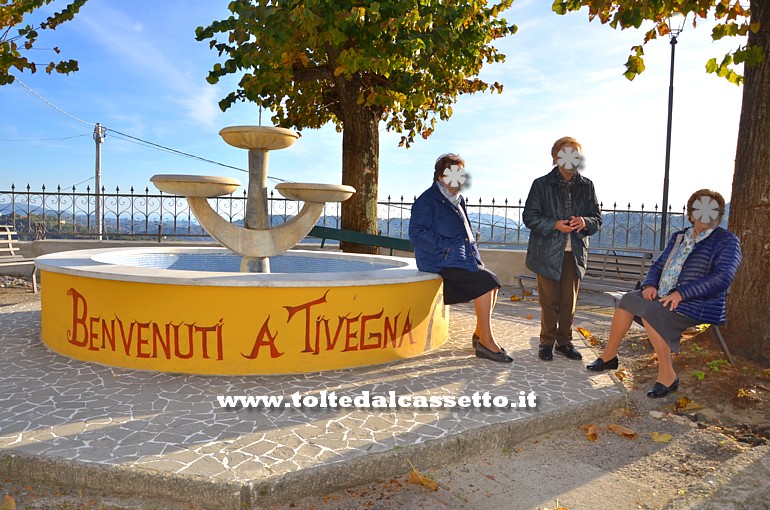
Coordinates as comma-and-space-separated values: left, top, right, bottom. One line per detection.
150, 126, 355, 273
36, 126, 449, 375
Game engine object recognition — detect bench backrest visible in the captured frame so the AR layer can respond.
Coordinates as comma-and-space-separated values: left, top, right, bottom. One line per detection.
0, 225, 22, 258
585, 249, 656, 283
308, 225, 414, 254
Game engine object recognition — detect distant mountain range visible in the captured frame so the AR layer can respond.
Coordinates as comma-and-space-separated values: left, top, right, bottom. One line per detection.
1, 202, 730, 251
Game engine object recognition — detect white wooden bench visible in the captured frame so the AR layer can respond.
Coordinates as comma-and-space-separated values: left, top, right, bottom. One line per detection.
517, 248, 657, 296
0, 225, 38, 293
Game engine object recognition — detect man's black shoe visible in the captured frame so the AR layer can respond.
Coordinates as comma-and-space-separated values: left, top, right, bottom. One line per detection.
538, 344, 553, 361
554, 343, 583, 360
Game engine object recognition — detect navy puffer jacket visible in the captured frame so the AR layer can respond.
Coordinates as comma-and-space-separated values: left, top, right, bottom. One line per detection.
409, 183, 481, 273
642, 227, 742, 325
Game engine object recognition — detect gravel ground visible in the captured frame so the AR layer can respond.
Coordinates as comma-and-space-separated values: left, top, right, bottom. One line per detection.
0, 275, 37, 307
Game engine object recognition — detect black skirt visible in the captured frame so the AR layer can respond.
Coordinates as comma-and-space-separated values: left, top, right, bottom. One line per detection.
438, 267, 501, 305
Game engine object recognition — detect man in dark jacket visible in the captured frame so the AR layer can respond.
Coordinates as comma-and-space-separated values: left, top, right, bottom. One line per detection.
523, 136, 602, 362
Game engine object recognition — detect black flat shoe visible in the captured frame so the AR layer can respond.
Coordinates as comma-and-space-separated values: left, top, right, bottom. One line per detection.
472, 334, 506, 353
476, 343, 513, 363
586, 356, 619, 372
647, 377, 679, 398
538, 344, 553, 361
554, 343, 583, 360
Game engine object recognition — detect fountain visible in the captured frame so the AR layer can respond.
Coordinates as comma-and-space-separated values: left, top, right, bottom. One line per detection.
35, 127, 449, 375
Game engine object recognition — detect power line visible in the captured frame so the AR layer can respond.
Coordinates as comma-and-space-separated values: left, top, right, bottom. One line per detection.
106, 128, 248, 174
13, 78, 95, 127
0, 135, 88, 142
9, 79, 290, 183
0, 134, 89, 155
106, 129, 289, 183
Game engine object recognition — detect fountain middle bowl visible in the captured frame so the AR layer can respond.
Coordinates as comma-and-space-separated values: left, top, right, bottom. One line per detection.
36, 247, 449, 375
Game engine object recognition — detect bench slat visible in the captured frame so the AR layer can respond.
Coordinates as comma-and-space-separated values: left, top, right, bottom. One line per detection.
517, 248, 658, 296
0, 225, 38, 293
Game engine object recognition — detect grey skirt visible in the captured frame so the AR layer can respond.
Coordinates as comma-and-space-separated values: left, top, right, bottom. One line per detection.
617, 289, 700, 353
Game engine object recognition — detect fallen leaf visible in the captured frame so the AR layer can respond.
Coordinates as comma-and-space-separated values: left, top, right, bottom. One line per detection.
588, 335, 601, 346
485, 474, 496, 480
1, 495, 16, 510
525, 314, 533, 320
407, 461, 438, 491
675, 397, 704, 411
606, 424, 638, 439
614, 367, 630, 381
576, 327, 592, 338
651, 432, 673, 443
510, 295, 522, 302
580, 424, 599, 442
524, 290, 533, 296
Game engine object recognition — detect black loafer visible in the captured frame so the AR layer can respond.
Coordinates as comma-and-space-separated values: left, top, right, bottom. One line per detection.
586, 356, 619, 372
647, 377, 679, 398
476, 343, 513, 363
554, 343, 583, 360
538, 344, 553, 361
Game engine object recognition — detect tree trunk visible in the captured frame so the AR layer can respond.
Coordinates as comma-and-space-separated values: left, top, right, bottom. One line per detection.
725, 0, 770, 365
338, 94, 380, 254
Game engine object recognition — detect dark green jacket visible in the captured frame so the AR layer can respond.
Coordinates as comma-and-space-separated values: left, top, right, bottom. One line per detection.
523, 167, 602, 281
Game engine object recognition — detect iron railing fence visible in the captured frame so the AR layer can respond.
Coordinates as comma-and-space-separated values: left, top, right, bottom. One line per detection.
1, 184, 688, 251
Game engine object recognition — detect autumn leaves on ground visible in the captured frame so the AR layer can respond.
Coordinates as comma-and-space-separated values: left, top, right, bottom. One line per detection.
577, 322, 770, 445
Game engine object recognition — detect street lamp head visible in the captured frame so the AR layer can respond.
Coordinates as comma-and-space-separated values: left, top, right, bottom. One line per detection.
668, 12, 687, 40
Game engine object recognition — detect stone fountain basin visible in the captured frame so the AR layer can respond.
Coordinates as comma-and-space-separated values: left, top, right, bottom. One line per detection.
219, 126, 299, 151
276, 183, 356, 203
35, 247, 448, 375
150, 175, 241, 198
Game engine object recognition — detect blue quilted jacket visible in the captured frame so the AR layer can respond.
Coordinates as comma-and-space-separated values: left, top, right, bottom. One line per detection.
642, 227, 742, 325
409, 183, 482, 273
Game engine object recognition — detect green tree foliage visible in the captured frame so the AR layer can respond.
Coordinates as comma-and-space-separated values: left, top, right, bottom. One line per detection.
552, 0, 758, 84
196, 0, 516, 251
0, 0, 88, 85
198, 0, 516, 147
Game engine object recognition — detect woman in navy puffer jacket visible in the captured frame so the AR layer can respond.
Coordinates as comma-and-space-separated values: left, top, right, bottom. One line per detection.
409, 153, 512, 363
587, 190, 742, 399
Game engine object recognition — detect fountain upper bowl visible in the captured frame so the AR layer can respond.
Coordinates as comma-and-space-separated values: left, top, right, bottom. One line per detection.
219, 126, 299, 150
275, 183, 356, 203
150, 175, 241, 197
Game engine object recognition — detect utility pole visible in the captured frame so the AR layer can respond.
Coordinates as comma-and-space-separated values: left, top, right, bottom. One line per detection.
93, 123, 106, 240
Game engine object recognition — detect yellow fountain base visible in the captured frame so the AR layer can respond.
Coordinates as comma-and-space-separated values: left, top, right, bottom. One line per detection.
37, 248, 449, 375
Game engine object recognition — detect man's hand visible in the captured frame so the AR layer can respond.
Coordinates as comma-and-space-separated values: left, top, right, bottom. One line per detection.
569, 216, 586, 232
659, 290, 683, 311
554, 220, 574, 233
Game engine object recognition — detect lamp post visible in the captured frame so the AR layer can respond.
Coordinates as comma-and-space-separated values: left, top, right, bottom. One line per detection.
659, 12, 686, 250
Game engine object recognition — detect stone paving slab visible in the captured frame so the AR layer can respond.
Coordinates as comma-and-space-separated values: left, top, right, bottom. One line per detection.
0, 292, 625, 509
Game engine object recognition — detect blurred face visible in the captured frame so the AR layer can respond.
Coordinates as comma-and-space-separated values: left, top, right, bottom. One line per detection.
689, 195, 721, 230
440, 163, 467, 194
553, 142, 583, 174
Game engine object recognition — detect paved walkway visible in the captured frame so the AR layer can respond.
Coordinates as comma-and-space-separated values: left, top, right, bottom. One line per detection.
0, 289, 625, 509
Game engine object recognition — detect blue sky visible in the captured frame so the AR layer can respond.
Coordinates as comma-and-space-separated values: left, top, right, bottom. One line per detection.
0, 0, 744, 210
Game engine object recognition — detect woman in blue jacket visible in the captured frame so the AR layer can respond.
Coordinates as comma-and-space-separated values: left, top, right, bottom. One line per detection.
587, 189, 742, 398
409, 153, 511, 363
